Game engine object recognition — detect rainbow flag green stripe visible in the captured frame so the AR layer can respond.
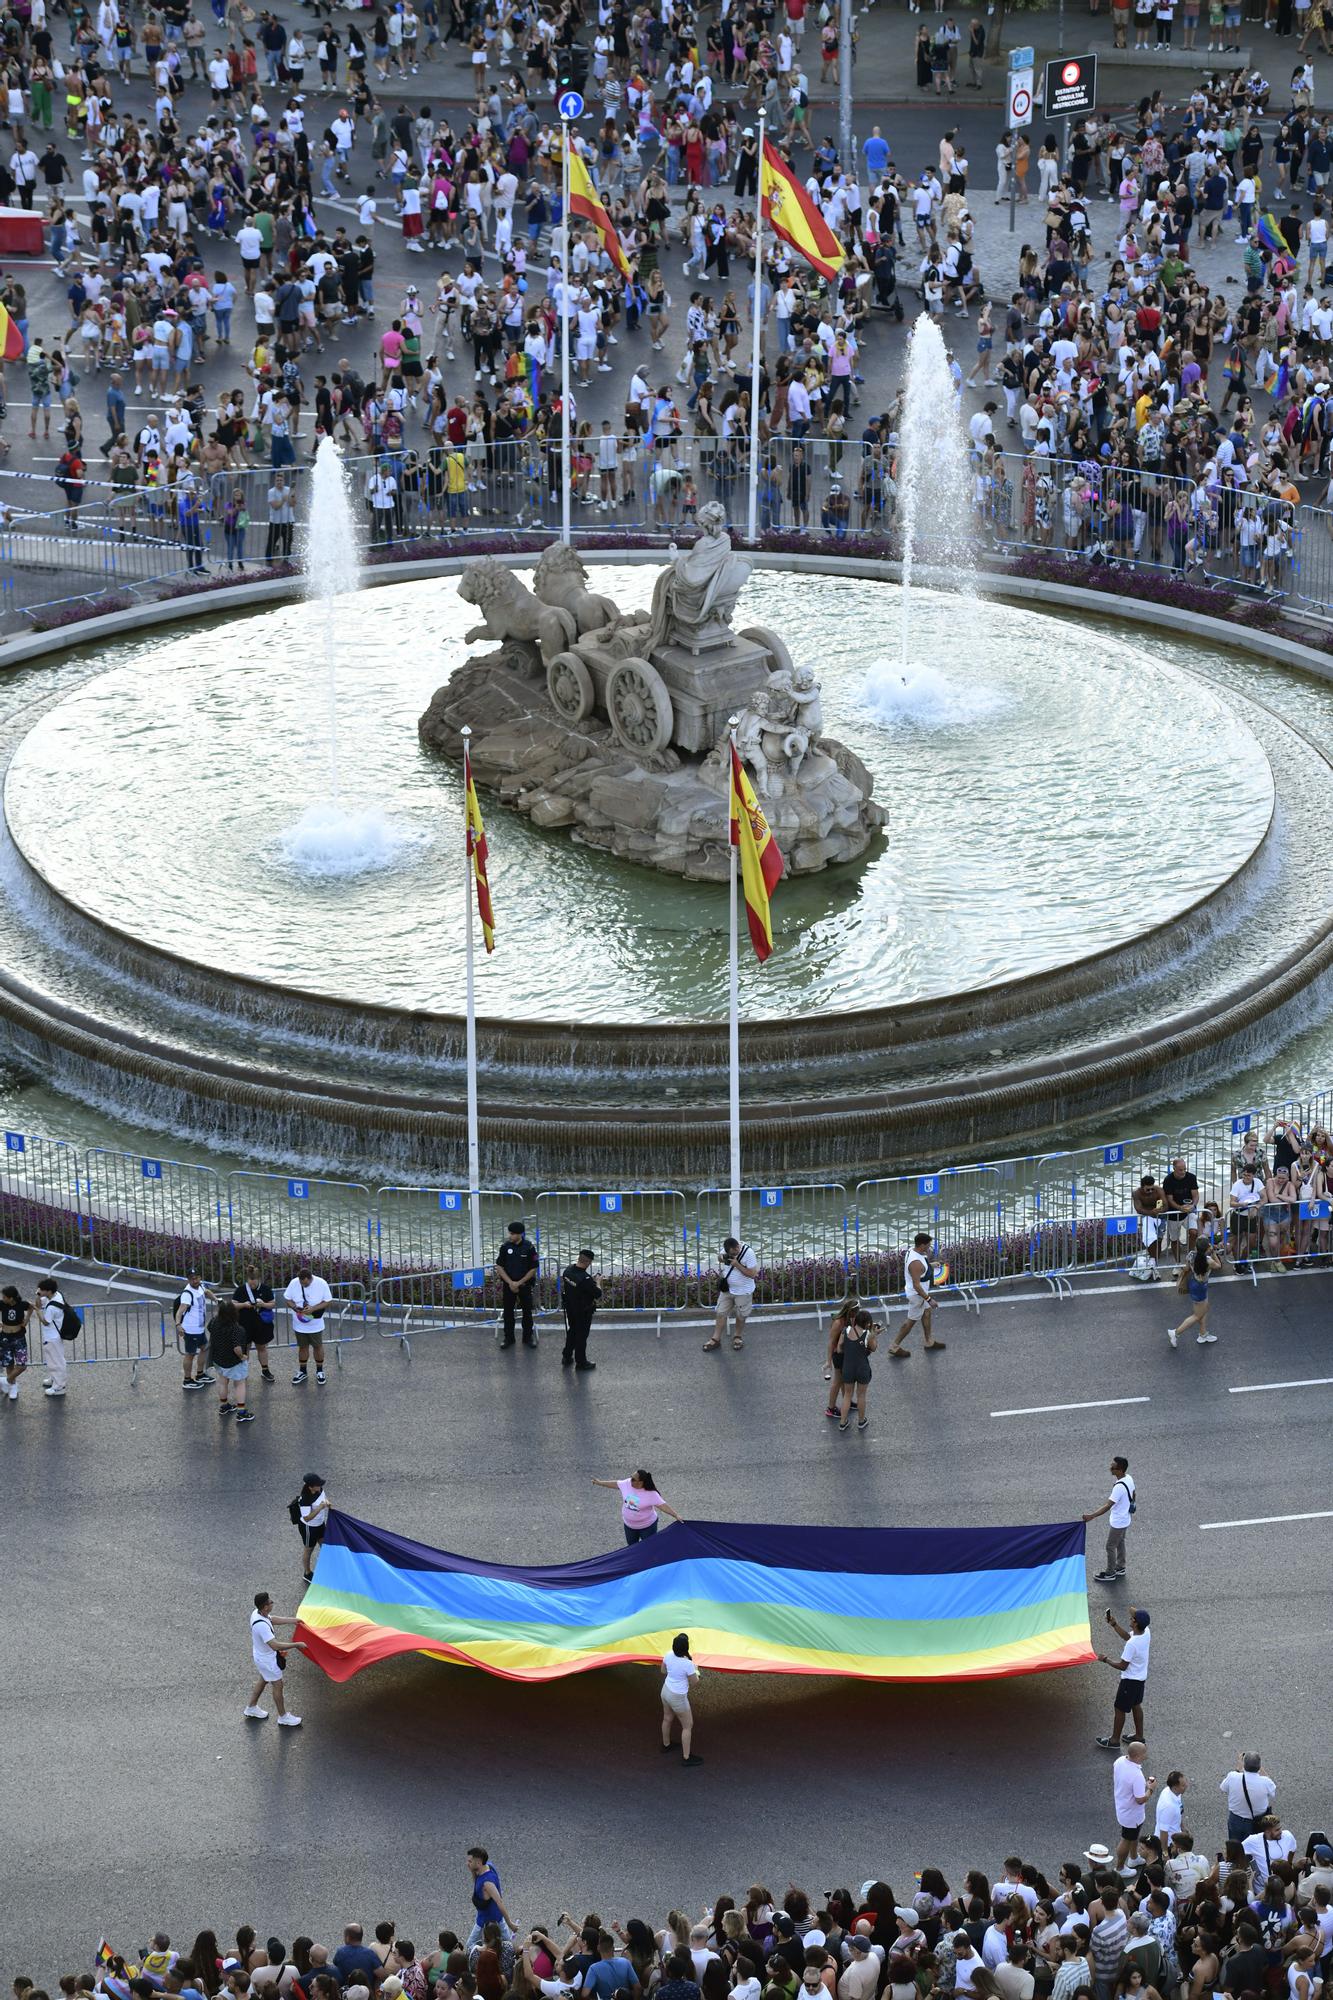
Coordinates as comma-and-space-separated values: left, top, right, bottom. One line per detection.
296, 1514, 1094, 1686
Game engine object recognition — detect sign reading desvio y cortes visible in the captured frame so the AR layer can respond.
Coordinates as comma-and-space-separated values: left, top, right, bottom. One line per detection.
1043, 53, 1098, 116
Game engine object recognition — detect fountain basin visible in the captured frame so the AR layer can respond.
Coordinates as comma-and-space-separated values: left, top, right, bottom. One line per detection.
0, 560, 1324, 1183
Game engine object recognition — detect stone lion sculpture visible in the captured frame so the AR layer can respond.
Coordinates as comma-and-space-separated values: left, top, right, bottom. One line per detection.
459, 558, 578, 665
532, 541, 620, 637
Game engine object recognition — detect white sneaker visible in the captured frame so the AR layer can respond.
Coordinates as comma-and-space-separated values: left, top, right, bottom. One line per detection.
1167, 1328, 1178, 1348
243, 1704, 269, 1720
1199, 1332, 1218, 1343
276, 1712, 303, 1727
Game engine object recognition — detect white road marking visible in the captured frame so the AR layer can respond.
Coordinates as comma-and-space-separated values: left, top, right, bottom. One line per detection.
990, 1395, 1151, 1418
1227, 1375, 1333, 1395
1200, 1510, 1333, 1531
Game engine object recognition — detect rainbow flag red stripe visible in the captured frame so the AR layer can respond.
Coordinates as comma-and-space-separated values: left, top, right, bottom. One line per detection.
463, 741, 495, 953
567, 147, 630, 279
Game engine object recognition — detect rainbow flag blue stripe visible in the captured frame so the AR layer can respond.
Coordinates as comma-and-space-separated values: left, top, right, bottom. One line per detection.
296, 1514, 1094, 1685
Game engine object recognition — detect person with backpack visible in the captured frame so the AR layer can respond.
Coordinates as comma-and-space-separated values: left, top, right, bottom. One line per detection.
175, 1269, 213, 1391
1083, 1454, 1137, 1585
292, 1472, 330, 1580
35, 1275, 79, 1398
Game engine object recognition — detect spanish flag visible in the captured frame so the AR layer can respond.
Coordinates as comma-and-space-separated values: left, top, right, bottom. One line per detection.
760, 139, 845, 282
730, 744, 783, 962
464, 739, 495, 954
0, 299, 24, 361
566, 144, 630, 280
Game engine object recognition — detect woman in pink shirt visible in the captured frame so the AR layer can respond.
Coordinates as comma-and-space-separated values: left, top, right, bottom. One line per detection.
593, 1469, 683, 1544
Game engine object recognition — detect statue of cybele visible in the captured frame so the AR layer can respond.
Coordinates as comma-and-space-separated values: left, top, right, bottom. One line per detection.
643, 501, 752, 654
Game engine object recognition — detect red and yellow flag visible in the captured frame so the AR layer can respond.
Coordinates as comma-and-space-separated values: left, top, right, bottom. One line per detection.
0, 299, 24, 361
464, 740, 495, 954
566, 145, 631, 280
760, 139, 845, 282
730, 744, 784, 962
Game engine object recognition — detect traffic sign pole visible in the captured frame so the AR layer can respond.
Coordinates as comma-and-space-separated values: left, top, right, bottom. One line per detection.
1006, 49, 1033, 236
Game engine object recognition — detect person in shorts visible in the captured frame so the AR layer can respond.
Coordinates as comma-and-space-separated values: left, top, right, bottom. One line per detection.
1096, 1604, 1150, 1748
209, 1297, 253, 1423
659, 1631, 702, 1765
703, 1237, 758, 1351
0, 1283, 30, 1403
243, 1590, 306, 1725
888, 1230, 945, 1355
174, 1269, 212, 1389
297, 1471, 330, 1580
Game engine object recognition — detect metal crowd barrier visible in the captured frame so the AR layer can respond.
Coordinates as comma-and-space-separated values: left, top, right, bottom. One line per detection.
12, 437, 1333, 624
84, 1148, 229, 1283
373, 1184, 523, 1291
2, 1106, 1333, 1317
693, 1184, 853, 1307
25, 1298, 169, 1385
533, 1188, 692, 1316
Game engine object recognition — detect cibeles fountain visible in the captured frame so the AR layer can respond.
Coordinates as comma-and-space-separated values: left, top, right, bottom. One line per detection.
0, 318, 1331, 1188
418, 507, 885, 879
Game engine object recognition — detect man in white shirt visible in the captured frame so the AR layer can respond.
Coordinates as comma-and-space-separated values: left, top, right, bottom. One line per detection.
1083, 1454, 1136, 1583
1112, 1740, 1155, 1868
35, 1277, 71, 1398
1220, 1754, 1277, 1839
1164, 1836, 1211, 1898
1229, 1167, 1264, 1268
888, 1229, 943, 1356
244, 1590, 305, 1726
1154, 1770, 1187, 1840
174, 1268, 212, 1390
705, 1237, 758, 1350
284, 1260, 333, 1385
1096, 1604, 1151, 1749
1243, 1816, 1298, 1888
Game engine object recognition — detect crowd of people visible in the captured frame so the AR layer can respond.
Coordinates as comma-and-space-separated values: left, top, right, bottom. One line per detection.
20, 1803, 1333, 2000
0, 0, 1324, 589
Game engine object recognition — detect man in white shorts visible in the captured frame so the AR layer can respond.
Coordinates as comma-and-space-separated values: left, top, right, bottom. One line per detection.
704, 1237, 758, 1351
887, 1230, 945, 1355
244, 1590, 307, 1725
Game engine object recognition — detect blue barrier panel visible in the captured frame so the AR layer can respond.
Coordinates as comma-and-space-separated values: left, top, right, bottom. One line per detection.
533, 1189, 691, 1313
694, 1185, 851, 1306
226, 1171, 373, 1283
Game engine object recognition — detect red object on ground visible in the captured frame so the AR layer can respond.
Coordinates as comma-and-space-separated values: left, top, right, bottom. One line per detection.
0, 206, 44, 255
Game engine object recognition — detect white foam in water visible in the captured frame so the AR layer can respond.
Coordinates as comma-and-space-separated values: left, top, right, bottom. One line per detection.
275, 802, 423, 880
862, 659, 1009, 731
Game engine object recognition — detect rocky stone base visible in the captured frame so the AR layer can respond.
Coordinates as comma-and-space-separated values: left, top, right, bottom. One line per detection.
418, 640, 885, 881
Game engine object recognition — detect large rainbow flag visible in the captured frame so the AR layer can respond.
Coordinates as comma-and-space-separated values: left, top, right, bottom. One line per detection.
295, 1513, 1093, 1685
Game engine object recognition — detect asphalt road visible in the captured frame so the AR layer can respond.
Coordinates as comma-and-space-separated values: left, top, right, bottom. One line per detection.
4, 1269, 1330, 1976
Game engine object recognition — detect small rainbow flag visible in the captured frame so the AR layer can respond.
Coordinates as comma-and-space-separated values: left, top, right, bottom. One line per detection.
1256, 211, 1286, 255
296, 1512, 1095, 1685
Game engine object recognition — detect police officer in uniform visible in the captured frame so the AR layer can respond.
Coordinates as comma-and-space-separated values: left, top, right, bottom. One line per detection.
495, 1219, 539, 1348
560, 1249, 602, 1370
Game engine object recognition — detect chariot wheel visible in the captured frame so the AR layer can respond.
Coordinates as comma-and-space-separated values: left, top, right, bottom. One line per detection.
546, 650, 594, 723
739, 623, 795, 679
606, 657, 674, 755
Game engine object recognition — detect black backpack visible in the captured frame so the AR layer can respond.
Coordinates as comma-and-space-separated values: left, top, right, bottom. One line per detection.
288, 1495, 303, 1526
59, 1300, 83, 1340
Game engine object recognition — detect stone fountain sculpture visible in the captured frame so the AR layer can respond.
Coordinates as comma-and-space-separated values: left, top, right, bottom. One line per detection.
419, 509, 884, 879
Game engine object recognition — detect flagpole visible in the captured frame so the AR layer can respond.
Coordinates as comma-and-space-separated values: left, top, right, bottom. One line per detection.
728, 717, 741, 1238
746, 110, 765, 545
561, 119, 572, 546
462, 726, 483, 1272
